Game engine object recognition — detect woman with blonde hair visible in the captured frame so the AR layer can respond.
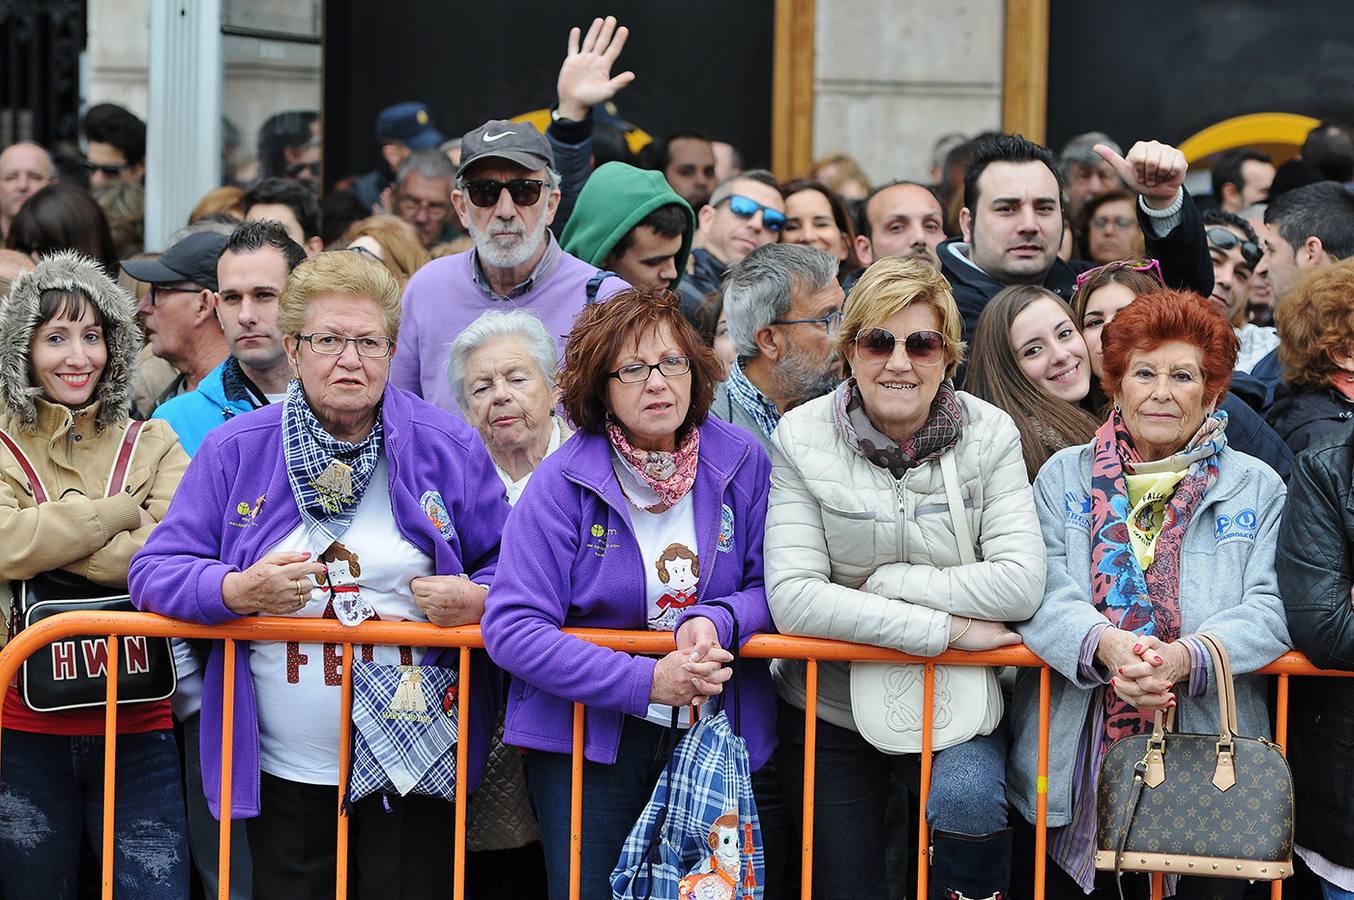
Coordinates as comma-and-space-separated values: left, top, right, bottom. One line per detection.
342, 214, 431, 287
765, 256, 1044, 899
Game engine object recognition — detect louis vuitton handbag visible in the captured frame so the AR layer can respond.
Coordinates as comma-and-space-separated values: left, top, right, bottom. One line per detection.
1094, 633, 1293, 883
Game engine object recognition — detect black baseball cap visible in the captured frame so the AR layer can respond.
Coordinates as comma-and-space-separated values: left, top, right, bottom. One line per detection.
375, 101, 445, 151
456, 119, 555, 179
121, 231, 228, 292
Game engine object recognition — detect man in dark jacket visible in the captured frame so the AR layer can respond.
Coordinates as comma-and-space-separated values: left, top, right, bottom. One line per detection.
938, 133, 1213, 348
677, 171, 785, 319
1276, 428, 1354, 896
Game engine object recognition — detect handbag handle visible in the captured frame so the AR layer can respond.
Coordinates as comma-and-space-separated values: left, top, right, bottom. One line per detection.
1142, 633, 1241, 794
700, 598, 742, 732
939, 451, 977, 566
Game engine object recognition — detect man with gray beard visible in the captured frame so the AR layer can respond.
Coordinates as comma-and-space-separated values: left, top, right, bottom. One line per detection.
711, 244, 844, 451
391, 119, 629, 417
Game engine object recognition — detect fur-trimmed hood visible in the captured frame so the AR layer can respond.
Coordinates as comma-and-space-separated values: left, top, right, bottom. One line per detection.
0, 251, 142, 429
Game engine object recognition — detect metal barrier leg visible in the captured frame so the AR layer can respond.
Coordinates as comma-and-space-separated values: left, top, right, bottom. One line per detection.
1272, 673, 1289, 900
336, 643, 354, 900
570, 702, 585, 900
916, 662, 935, 900
453, 648, 471, 900
101, 635, 121, 900
801, 659, 818, 900
1036, 666, 1051, 900
218, 639, 236, 900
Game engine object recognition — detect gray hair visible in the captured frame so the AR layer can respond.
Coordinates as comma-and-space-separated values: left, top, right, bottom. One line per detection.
1058, 131, 1121, 176
447, 309, 558, 412
708, 169, 780, 209
397, 148, 457, 186
723, 244, 839, 359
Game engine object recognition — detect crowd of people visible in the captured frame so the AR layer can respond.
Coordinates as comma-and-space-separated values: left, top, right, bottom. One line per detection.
5, 14, 1354, 900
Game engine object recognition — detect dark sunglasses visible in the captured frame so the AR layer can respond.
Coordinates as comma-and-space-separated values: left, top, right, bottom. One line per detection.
1206, 227, 1262, 268
854, 328, 946, 367
462, 178, 546, 208
79, 159, 126, 179
722, 194, 787, 233
286, 160, 320, 179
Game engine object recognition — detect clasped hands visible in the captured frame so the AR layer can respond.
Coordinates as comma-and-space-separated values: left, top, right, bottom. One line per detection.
1096, 627, 1191, 711
649, 615, 733, 708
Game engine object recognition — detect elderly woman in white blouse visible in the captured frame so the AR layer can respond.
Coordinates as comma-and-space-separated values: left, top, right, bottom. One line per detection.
449, 310, 572, 506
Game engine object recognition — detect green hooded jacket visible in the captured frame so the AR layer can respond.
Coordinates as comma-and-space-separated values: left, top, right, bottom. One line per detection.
560, 161, 694, 290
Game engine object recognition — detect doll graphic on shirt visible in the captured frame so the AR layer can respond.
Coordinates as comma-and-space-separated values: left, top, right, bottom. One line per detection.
651, 542, 699, 631
316, 541, 375, 626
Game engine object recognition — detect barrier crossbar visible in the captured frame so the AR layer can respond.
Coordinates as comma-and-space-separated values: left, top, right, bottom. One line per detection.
0, 611, 1344, 900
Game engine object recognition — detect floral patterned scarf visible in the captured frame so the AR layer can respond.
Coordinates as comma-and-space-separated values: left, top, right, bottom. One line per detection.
605, 421, 700, 513
831, 377, 964, 477
1090, 407, 1227, 755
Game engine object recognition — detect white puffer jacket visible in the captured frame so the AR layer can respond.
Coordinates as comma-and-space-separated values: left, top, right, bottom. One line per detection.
766, 388, 1045, 742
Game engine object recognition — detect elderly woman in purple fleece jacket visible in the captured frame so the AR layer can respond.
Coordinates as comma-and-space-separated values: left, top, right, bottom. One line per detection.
130, 252, 510, 900
482, 288, 784, 900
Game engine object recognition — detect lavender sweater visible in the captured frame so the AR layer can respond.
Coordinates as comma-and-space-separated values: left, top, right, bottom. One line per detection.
129, 385, 510, 819
482, 417, 779, 771
389, 242, 629, 417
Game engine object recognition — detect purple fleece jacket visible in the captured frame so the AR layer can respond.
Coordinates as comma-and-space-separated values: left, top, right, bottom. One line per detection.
482, 416, 779, 771
389, 245, 629, 417
128, 385, 510, 819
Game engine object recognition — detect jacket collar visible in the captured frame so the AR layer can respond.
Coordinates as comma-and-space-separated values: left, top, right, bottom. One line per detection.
1072, 440, 1253, 509
937, 238, 1081, 302
30, 396, 105, 443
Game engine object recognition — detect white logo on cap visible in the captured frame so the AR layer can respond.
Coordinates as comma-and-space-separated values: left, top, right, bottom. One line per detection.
483, 131, 516, 142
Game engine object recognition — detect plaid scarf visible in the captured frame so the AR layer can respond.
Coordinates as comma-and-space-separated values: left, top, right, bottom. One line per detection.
282, 381, 384, 543
831, 377, 963, 477
1089, 408, 1226, 755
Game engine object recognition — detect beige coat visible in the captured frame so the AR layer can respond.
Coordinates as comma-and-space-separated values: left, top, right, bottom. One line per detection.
765, 389, 1045, 736
0, 401, 186, 588
0, 252, 188, 614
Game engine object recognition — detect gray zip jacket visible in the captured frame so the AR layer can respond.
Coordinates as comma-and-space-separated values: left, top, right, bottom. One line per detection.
1008, 441, 1290, 827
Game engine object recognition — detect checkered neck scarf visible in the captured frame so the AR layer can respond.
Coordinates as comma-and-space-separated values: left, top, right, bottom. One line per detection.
282, 381, 384, 543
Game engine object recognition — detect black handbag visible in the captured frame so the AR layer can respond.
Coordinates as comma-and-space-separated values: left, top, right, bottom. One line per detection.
1, 422, 176, 713
1094, 633, 1294, 885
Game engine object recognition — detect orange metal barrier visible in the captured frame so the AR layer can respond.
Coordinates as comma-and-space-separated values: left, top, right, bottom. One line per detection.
0, 611, 1344, 900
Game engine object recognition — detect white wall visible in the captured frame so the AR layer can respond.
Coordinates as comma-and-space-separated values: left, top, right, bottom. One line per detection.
813, 0, 1005, 184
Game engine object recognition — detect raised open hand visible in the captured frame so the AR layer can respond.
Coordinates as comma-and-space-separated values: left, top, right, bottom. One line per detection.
556, 16, 636, 122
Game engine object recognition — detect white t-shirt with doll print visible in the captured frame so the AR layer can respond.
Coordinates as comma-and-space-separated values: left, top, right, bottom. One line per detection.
250, 458, 435, 784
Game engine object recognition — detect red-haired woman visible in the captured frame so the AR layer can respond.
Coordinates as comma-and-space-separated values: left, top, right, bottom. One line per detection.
1007, 290, 1290, 897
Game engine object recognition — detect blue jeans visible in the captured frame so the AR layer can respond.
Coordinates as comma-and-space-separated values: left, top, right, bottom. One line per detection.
776, 702, 1009, 899
0, 728, 189, 900
1322, 880, 1354, 900
524, 716, 788, 900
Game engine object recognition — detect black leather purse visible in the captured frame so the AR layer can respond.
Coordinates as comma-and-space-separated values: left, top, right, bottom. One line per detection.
1094, 633, 1293, 884
1, 422, 176, 713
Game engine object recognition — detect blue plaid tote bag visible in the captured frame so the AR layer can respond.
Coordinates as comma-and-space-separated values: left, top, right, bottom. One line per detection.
611, 602, 763, 900
348, 660, 459, 803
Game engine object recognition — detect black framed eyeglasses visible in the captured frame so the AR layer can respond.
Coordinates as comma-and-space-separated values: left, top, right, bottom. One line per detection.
772, 309, 843, 335
148, 284, 203, 307
298, 333, 395, 358
607, 356, 691, 384
460, 178, 546, 209
1206, 227, 1262, 268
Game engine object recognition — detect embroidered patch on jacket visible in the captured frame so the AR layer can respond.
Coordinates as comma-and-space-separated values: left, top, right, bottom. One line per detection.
1215, 508, 1258, 543
228, 494, 267, 528
717, 503, 735, 552
421, 490, 455, 540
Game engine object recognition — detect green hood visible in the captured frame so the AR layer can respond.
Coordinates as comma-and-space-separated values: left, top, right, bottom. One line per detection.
560, 162, 695, 290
